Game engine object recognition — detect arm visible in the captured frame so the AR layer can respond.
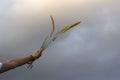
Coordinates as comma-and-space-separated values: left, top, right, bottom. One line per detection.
0, 50, 42, 73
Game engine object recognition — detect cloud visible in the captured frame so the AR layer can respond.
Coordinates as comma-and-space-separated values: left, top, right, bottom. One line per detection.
0, 0, 120, 80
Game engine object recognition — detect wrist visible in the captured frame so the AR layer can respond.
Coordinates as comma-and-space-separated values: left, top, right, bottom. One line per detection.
30, 55, 36, 61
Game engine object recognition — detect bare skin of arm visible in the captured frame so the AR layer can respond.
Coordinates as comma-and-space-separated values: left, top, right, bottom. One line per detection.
0, 50, 43, 73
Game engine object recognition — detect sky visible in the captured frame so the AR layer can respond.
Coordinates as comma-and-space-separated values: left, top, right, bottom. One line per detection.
0, 0, 120, 80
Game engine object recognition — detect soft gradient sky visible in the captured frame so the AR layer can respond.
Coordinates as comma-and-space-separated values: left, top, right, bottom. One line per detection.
0, 0, 120, 80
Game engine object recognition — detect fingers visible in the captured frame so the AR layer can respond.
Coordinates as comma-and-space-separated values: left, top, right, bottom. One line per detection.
36, 49, 43, 59
39, 51, 43, 58
39, 48, 44, 56
32, 49, 43, 60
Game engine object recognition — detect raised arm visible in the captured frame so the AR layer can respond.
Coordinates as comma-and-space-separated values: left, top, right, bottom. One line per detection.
0, 50, 42, 73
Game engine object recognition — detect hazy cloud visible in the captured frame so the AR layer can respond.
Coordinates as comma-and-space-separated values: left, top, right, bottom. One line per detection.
0, 0, 120, 80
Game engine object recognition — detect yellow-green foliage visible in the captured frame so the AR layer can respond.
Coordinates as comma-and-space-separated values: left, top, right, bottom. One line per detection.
59, 21, 81, 33
27, 16, 80, 70
50, 16, 55, 37
40, 16, 81, 51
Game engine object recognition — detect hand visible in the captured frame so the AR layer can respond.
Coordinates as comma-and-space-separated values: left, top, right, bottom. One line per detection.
32, 49, 43, 59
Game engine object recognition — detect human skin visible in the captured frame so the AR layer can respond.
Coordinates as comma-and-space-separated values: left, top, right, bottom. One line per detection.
0, 50, 43, 73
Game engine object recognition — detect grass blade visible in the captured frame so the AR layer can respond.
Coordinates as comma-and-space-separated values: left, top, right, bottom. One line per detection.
27, 16, 81, 70
59, 21, 81, 33
52, 21, 81, 41
50, 16, 55, 37
40, 35, 49, 50
40, 16, 55, 50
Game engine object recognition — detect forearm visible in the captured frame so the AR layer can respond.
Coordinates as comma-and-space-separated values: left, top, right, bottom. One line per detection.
0, 55, 34, 73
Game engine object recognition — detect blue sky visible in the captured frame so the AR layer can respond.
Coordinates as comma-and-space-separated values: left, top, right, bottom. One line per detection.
0, 0, 120, 80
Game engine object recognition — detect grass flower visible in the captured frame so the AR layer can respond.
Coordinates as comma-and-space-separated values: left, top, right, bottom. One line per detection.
27, 16, 81, 69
